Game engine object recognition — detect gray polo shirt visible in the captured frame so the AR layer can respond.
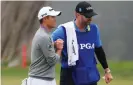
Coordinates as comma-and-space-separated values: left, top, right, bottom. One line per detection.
28, 27, 60, 79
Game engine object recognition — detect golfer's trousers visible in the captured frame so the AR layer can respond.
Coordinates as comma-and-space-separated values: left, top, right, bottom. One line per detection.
21, 77, 56, 85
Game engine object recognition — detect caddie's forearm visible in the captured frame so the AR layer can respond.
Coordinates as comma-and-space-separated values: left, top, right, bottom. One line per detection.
95, 46, 108, 69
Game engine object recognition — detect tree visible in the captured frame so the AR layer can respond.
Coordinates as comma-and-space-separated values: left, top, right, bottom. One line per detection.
1, 1, 45, 65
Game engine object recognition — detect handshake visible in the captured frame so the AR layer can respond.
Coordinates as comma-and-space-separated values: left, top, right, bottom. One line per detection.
54, 39, 64, 51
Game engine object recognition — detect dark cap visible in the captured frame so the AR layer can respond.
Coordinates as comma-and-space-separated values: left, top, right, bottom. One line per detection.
75, 1, 97, 18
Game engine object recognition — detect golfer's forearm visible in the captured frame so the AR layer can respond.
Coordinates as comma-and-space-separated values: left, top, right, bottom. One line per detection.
56, 50, 62, 57
95, 46, 108, 69
45, 51, 61, 66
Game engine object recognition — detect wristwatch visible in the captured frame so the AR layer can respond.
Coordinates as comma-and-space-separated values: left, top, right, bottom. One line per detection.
105, 69, 111, 73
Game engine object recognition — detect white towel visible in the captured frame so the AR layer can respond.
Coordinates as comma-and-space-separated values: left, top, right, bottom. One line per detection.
59, 21, 79, 66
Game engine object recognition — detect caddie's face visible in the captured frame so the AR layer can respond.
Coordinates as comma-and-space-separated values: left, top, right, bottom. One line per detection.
44, 16, 56, 28
81, 15, 92, 25
76, 12, 92, 26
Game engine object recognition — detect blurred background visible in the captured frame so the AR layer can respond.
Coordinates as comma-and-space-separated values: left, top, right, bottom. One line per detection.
1, 1, 133, 85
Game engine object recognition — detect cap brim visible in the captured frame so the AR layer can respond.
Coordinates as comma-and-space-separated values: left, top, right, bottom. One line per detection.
49, 11, 62, 16
83, 11, 97, 18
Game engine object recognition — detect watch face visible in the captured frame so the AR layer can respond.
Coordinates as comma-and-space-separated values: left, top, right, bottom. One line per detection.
105, 69, 111, 73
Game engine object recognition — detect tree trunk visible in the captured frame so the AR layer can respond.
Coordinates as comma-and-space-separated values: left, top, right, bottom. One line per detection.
1, 1, 46, 65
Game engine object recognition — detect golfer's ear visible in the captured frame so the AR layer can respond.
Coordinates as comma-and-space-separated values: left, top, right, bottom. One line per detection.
42, 17, 46, 22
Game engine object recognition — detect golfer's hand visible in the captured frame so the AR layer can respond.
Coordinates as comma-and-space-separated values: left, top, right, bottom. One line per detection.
55, 39, 64, 50
104, 72, 113, 84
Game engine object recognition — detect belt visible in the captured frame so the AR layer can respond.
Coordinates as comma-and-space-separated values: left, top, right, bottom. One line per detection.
29, 75, 54, 81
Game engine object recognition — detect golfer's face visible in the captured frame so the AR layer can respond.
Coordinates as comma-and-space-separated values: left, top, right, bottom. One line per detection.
47, 16, 56, 28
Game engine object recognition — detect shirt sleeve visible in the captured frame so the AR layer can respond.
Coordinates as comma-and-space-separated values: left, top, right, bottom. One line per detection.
38, 36, 60, 66
52, 26, 65, 42
95, 46, 108, 69
95, 25, 102, 48
52, 26, 68, 58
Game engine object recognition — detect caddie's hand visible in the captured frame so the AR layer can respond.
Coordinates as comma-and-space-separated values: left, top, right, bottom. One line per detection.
104, 68, 113, 84
54, 39, 64, 50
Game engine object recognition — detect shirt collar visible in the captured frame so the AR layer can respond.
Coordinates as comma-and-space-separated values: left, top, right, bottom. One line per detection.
40, 25, 51, 34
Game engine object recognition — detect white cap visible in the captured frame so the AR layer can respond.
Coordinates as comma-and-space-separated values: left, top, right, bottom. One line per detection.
38, 6, 61, 20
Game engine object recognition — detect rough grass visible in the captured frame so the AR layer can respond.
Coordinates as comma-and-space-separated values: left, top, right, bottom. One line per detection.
1, 61, 133, 85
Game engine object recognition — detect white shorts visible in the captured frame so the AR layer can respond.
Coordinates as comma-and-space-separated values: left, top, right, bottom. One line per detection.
21, 77, 57, 85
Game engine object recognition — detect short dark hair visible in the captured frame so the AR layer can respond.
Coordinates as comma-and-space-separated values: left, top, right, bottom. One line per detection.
39, 19, 43, 24
39, 16, 50, 24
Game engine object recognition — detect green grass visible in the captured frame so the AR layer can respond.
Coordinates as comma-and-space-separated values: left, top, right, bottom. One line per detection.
1, 61, 133, 85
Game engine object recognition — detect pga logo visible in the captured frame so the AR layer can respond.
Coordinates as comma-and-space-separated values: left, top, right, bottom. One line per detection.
80, 43, 95, 50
